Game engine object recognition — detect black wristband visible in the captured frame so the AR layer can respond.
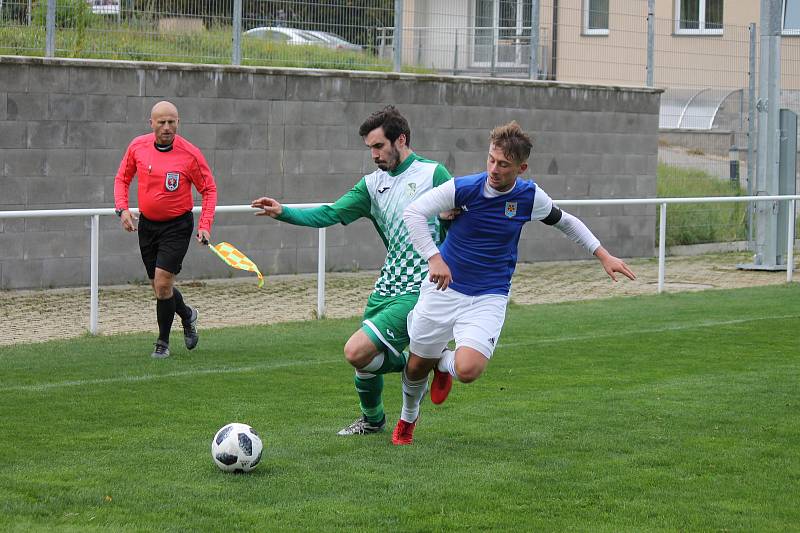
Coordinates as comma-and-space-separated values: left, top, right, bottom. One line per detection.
115, 208, 125, 217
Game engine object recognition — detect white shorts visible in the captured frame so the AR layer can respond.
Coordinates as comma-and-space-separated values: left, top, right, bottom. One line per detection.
408, 278, 508, 359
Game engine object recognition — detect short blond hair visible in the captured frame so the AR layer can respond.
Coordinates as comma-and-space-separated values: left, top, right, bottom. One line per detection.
489, 121, 532, 164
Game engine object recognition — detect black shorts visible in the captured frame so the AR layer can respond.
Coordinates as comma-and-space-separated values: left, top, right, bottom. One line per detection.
138, 211, 194, 279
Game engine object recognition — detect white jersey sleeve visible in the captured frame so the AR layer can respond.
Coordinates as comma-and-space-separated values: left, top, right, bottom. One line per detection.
532, 185, 600, 254
553, 211, 602, 254
403, 179, 457, 260
530, 185, 555, 221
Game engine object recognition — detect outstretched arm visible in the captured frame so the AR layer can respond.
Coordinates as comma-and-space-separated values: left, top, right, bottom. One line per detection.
548, 209, 635, 282
593, 246, 636, 282
250, 197, 343, 227
250, 179, 371, 228
251, 196, 284, 218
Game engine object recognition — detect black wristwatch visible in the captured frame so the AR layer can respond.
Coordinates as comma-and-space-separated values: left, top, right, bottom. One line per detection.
115, 208, 125, 217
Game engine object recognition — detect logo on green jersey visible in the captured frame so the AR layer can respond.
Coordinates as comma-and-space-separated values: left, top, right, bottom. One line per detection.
406, 182, 417, 198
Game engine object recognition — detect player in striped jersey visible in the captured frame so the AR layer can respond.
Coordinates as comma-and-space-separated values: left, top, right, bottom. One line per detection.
251, 106, 454, 435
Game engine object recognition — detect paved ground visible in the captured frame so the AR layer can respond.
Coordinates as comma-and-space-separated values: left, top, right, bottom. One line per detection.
1, 251, 793, 347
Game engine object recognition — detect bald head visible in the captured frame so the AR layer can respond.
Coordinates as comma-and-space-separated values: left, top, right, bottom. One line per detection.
150, 101, 179, 145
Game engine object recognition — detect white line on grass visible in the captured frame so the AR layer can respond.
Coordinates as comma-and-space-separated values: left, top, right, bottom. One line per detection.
6, 314, 798, 393
498, 314, 800, 348
4, 358, 339, 393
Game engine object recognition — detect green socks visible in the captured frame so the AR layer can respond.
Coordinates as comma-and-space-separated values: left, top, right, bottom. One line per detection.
354, 372, 384, 424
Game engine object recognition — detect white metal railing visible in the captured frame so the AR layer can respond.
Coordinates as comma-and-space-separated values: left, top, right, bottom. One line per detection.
0, 203, 327, 334
555, 195, 800, 292
1, 195, 798, 335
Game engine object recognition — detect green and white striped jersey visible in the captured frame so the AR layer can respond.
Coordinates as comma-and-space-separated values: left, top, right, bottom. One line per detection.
276, 152, 452, 297
362, 154, 452, 296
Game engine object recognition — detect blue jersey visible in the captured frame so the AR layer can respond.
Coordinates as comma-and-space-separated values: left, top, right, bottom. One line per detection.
440, 172, 542, 297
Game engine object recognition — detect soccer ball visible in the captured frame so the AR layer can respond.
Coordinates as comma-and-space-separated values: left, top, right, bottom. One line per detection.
211, 422, 263, 473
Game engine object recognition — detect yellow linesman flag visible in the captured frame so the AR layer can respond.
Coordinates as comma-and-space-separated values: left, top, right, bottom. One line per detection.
207, 241, 264, 288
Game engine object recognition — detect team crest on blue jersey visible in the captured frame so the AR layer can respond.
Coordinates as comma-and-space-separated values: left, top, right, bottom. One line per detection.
505, 201, 517, 218
165, 172, 180, 191
406, 182, 417, 198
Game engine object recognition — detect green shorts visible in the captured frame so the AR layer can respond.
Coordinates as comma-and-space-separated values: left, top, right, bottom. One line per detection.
361, 291, 419, 356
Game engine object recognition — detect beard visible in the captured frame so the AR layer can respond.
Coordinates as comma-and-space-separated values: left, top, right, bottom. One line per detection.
374, 145, 400, 172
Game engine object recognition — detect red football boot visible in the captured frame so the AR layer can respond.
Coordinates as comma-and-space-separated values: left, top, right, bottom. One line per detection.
392, 417, 418, 445
430, 368, 453, 405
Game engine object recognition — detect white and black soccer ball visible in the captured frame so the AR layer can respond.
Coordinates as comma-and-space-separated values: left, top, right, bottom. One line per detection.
211, 422, 263, 473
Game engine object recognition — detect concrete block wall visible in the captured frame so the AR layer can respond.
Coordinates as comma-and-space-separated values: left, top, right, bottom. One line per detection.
0, 56, 660, 289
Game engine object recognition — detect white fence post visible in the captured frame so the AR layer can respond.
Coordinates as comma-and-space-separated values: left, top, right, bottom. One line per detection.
787, 199, 796, 283
658, 202, 667, 294
317, 227, 326, 319
90, 215, 100, 334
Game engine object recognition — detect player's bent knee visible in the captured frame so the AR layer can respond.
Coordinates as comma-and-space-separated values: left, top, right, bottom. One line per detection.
454, 362, 484, 383
342, 346, 360, 367
343, 343, 369, 368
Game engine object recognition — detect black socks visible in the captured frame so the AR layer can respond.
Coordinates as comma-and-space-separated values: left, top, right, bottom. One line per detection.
173, 288, 189, 322
156, 296, 177, 343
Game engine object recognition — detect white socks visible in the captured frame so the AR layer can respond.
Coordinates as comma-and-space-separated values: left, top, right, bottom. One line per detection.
400, 369, 427, 423
400, 349, 458, 423
437, 348, 457, 378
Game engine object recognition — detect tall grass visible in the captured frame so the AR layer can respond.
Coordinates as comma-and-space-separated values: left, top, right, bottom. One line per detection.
0, 18, 432, 73
657, 163, 747, 246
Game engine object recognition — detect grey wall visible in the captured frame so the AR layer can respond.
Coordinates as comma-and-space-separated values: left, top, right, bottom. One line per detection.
0, 56, 660, 289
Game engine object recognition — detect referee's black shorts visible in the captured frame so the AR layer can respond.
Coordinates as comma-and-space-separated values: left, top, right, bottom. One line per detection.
138, 211, 194, 279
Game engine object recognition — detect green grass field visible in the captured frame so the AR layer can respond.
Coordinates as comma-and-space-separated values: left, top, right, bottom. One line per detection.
2, 285, 799, 531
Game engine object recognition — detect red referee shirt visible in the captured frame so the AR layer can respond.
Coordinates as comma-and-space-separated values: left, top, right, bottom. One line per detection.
114, 133, 217, 232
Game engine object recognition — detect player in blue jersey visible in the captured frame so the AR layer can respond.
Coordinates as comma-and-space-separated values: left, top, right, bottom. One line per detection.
392, 121, 635, 445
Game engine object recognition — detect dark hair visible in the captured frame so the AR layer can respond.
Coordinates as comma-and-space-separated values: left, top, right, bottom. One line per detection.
359, 105, 411, 147
489, 121, 532, 164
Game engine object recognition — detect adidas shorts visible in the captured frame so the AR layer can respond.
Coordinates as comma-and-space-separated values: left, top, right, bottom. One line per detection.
408, 278, 508, 359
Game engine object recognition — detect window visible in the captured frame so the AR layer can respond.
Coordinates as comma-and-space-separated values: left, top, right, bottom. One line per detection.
472, 0, 533, 67
584, 0, 609, 35
675, 0, 723, 35
784, 0, 800, 35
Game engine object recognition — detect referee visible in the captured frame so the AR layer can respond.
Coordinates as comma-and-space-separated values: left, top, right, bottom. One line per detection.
114, 101, 218, 358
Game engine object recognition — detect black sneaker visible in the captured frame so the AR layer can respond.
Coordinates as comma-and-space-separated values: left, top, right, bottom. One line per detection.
151, 340, 170, 359
182, 306, 199, 350
336, 415, 386, 436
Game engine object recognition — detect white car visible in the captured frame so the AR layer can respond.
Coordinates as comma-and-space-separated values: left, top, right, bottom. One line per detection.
243, 27, 326, 46
304, 31, 362, 51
